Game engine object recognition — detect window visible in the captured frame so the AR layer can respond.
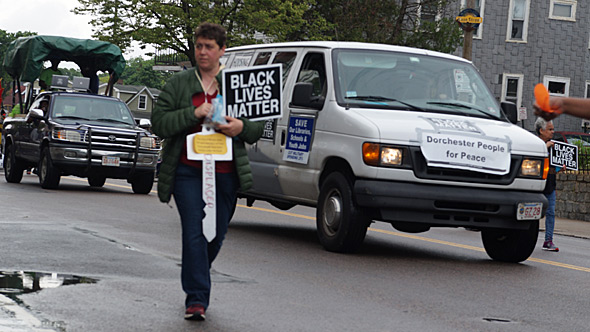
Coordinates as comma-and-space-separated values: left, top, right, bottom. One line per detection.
253, 52, 271, 66
585, 81, 590, 98
543, 76, 570, 97
550, 0, 576, 21
138, 95, 147, 110
296, 53, 327, 99
461, 0, 485, 39
507, 0, 530, 42
501, 74, 524, 107
271, 52, 298, 87
420, 2, 439, 23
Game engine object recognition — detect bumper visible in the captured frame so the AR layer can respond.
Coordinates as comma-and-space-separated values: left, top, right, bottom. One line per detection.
50, 146, 157, 176
354, 179, 548, 230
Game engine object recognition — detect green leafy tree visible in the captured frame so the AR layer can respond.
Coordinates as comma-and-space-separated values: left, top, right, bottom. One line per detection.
313, 0, 462, 53
74, 0, 332, 67
119, 57, 172, 90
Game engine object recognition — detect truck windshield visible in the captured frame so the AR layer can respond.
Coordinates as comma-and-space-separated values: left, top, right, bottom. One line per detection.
51, 96, 135, 125
333, 49, 502, 120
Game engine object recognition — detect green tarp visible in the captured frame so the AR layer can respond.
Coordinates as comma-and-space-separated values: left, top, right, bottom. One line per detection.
2, 35, 126, 82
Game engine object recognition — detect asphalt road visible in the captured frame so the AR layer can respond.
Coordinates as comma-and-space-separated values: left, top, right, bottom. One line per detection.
1, 173, 589, 332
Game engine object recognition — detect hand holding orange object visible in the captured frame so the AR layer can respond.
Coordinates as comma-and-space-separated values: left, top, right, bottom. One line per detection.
534, 83, 561, 114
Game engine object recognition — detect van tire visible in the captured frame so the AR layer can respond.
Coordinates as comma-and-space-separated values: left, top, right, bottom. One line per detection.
4, 144, 24, 183
39, 147, 61, 189
481, 220, 539, 263
316, 172, 369, 253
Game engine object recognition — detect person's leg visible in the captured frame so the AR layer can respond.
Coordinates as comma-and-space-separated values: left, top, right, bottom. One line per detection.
544, 191, 556, 243
207, 172, 239, 265
173, 163, 211, 309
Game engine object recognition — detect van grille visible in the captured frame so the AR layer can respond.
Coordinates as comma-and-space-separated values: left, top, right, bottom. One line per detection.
410, 147, 521, 185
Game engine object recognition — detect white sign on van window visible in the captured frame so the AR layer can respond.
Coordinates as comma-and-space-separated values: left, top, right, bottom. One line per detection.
419, 131, 511, 175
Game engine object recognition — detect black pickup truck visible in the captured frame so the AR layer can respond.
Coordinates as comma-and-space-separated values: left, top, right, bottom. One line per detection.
2, 90, 160, 193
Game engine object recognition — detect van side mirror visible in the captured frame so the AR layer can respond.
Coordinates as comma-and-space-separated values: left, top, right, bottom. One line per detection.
291, 82, 324, 110
501, 101, 518, 124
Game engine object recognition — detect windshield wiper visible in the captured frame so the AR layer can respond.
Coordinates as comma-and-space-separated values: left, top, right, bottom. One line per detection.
54, 115, 90, 121
347, 96, 425, 112
426, 101, 500, 120
95, 118, 133, 125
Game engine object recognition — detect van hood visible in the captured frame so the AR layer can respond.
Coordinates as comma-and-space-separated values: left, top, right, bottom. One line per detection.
353, 109, 547, 156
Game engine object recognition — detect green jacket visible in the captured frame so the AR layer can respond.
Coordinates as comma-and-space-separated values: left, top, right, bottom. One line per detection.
151, 68, 264, 203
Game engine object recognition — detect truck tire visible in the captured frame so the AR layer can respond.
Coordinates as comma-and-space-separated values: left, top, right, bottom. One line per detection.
4, 144, 24, 183
481, 220, 539, 263
88, 175, 106, 187
316, 172, 370, 253
38, 147, 61, 189
131, 171, 154, 194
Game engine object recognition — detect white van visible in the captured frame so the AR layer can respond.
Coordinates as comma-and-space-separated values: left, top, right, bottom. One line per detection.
224, 41, 548, 263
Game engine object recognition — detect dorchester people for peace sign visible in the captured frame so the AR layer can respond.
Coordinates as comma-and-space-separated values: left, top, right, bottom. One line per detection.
151, 22, 264, 322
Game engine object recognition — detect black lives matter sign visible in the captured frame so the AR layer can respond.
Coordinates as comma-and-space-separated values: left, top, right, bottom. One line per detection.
550, 140, 578, 171
223, 64, 282, 121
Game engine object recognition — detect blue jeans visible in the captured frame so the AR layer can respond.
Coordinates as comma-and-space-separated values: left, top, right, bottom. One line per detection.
543, 190, 556, 242
173, 162, 238, 309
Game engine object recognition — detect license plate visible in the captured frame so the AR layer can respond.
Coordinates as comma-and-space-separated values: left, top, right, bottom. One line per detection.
516, 202, 543, 220
102, 156, 120, 167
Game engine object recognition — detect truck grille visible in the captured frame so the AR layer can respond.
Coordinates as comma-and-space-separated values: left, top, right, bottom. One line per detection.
85, 129, 139, 150
410, 147, 521, 185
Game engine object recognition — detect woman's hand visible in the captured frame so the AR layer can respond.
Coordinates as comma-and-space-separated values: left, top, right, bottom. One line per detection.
217, 116, 243, 137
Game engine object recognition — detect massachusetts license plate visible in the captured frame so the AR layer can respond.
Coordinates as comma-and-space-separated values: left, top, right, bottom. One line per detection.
516, 202, 543, 220
102, 156, 120, 167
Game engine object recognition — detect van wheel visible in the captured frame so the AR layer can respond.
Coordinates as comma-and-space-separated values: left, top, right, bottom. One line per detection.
39, 147, 61, 189
316, 172, 369, 253
131, 171, 154, 194
481, 220, 539, 263
4, 144, 25, 183
88, 175, 106, 187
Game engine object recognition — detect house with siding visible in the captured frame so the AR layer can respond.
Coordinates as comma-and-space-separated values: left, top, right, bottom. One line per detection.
98, 84, 160, 120
453, 0, 590, 132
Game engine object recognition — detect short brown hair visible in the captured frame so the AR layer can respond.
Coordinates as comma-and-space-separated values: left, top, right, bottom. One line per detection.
195, 23, 227, 48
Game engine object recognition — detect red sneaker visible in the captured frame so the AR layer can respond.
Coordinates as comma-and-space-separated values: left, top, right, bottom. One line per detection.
542, 241, 559, 252
185, 304, 206, 320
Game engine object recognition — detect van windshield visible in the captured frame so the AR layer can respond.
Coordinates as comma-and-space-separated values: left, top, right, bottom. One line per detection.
333, 49, 502, 120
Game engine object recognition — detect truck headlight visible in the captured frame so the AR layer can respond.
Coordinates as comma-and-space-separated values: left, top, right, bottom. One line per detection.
140, 137, 156, 149
55, 129, 83, 142
363, 143, 405, 167
520, 158, 546, 178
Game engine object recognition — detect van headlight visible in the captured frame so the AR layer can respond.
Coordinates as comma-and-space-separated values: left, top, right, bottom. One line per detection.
140, 136, 157, 149
362, 143, 406, 167
520, 158, 547, 178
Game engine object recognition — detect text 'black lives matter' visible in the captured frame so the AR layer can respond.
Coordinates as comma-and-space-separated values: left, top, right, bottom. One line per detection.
223, 64, 283, 122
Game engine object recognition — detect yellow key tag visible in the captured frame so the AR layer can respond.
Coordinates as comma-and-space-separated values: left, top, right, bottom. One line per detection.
193, 133, 228, 155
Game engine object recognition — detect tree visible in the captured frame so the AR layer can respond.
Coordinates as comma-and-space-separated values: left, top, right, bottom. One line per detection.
119, 57, 172, 90
314, 0, 462, 53
74, 0, 332, 67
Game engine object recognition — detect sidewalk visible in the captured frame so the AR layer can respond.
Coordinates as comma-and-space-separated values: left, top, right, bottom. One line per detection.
545, 217, 590, 240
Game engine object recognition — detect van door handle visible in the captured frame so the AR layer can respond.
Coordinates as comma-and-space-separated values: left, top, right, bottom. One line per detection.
280, 129, 286, 146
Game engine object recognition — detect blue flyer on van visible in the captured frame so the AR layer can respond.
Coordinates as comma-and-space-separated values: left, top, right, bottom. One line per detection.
283, 116, 315, 164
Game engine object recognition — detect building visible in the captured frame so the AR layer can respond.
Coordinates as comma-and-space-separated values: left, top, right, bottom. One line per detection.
454, 0, 590, 132
99, 84, 160, 120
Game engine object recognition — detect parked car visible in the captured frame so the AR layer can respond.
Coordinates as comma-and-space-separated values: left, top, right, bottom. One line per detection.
553, 131, 590, 146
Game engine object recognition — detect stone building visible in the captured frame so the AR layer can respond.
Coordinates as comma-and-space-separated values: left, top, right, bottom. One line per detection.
453, 0, 590, 133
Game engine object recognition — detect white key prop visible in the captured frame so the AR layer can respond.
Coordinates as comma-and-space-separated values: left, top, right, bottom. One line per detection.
186, 126, 233, 242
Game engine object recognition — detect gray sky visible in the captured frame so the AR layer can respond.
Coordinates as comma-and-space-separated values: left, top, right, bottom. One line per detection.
0, 0, 149, 68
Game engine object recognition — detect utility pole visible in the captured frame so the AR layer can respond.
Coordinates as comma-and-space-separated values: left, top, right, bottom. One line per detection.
462, 0, 476, 61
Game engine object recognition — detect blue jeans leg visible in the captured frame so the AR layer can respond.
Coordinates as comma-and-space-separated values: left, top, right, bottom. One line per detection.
543, 191, 556, 242
173, 163, 238, 309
